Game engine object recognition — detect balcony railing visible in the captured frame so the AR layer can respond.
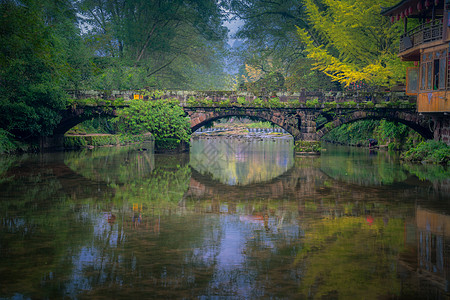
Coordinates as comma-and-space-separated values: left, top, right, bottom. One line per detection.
399, 19, 443, 53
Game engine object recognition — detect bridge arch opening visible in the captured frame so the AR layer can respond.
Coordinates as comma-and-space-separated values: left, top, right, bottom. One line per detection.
64, 116, 116, 136
318, 117, 430, 148
190, 115, 296, 140
315, 110, 434, 141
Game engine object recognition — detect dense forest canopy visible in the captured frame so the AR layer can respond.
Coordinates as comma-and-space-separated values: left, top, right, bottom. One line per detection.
0, 0, 407, 143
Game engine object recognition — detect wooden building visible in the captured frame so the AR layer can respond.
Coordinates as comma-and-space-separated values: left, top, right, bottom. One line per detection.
382, 0, 450, 113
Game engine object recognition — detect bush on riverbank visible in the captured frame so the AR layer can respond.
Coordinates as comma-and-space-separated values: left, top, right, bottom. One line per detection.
0, 129, 18, 153
0, 129, 39, 153
401, 140, 450, 165
294, 141, 321, 153
115, 99, 190, 151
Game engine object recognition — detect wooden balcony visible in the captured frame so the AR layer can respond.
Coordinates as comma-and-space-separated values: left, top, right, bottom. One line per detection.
399, 19, 443, 55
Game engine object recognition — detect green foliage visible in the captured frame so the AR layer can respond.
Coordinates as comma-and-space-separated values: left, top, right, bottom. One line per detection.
247, 121, 274, 129
243, 72, 285, 94
0, 0, 70, 138
67, 117, 116, 135
306, 98, 320, 108
365, 101, 374, 108
323, 119, 422, 150
154, 138, 182, 151
0, 129, 17, 153
227, 0, 341, 92
403, 163, 450, 181
252, 97, 264, 107
116, 99, 191, 144
76, 0, 228, 90
218, 99, 232, 107
64, 134, 149, 149
294, 141, 321, 153
324, 122, 335, 130
342, 100, 357, 108
374, 120, 410, 150
237, 97, 246, 106
267, 97, 284, 108
315, 116, 328, 128
324, 101, 337, 109
402, 140, 450, 165
186, 97, 214, 107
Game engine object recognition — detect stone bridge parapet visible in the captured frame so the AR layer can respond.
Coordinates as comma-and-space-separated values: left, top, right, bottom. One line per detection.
67, 89, 414, 105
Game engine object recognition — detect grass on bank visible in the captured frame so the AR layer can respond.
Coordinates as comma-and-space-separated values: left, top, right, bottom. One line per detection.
401, 140, 450, 165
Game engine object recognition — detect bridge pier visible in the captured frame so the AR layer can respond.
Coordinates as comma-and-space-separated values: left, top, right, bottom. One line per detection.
296, 111, 320, 142
433, 115, 450, 145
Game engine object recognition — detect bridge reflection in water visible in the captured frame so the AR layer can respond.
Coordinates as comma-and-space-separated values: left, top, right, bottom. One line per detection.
0, 140, 449, 298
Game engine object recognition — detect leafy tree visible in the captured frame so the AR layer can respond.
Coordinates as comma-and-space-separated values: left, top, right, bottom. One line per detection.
0, 0, 80, 139
116, 99, 191, 143
297, 0, 409, 87
225, 0, 338, 91
76, 0, 229, 90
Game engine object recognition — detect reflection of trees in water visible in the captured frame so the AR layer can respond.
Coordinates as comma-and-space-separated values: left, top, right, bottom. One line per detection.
64, 143, 155, 185
320, 146, 409, 186
320, 144, 449, 190
2, 144, 450, 298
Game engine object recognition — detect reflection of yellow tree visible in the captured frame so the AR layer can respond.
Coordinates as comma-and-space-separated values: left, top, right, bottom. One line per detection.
296, 216, 405, 298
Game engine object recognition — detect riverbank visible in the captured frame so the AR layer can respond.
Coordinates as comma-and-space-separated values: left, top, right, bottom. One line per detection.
64, 133, 153, 149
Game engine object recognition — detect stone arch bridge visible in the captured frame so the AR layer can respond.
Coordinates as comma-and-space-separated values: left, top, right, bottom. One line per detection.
41, 104, 445, 150
185, 106, 437, 141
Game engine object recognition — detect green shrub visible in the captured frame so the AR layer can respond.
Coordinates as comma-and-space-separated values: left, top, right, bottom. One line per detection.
306, 98, 319, 108
294, 140, 321, 153
402, 140, 450, 165
343, 100, 357, 108
187, 96, 199, 106
364, 101, 374, 108
155, 137, 181, 151
287, 100, 301, 108
116, 99, 191, 144
252, 97, 264, 107
0, 129, 17, 153
324, 101, 337, 109
219, 99, 231, 107
324, 122, 335, 130
237, 96, 246, 106
268, 97, 283, 108
247, 121, 273, 129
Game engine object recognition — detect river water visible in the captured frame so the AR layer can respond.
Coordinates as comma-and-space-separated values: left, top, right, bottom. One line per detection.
0, 138, 449, 299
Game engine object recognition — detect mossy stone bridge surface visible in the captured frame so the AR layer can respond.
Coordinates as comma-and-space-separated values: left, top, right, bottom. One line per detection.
41, 90, 450, 149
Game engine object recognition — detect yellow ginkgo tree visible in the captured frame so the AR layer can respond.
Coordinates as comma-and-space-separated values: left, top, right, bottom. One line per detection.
297, 0, 411, 87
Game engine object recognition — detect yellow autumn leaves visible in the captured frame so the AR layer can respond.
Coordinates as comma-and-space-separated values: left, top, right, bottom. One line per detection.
297, 0, 410, 87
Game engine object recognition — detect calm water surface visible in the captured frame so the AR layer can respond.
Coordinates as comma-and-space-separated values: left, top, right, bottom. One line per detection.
1, 138, 449, 299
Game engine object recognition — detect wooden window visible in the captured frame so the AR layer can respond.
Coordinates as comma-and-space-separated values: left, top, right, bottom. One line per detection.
406, 67, 419, 95
421, 49, 448, 91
